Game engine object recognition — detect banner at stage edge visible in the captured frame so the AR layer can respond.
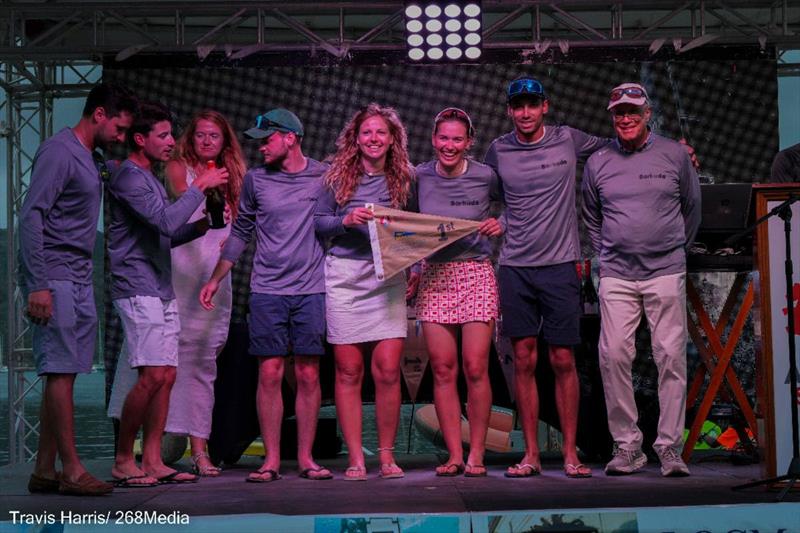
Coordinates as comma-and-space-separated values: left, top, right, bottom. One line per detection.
366, 204, 482, 281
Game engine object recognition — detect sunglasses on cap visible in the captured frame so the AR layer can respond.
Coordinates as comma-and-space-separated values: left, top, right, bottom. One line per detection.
507, 78, 545, 100
609, 86, 648, 102
254, 115, 294, 133
434, 107, 475, 137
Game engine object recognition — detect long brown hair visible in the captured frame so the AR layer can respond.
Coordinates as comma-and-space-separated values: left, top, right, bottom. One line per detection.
324, 103, 414, 208
173, 109, 246, 218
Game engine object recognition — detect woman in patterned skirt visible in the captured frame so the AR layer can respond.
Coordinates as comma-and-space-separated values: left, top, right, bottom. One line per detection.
413, 108, 503, 477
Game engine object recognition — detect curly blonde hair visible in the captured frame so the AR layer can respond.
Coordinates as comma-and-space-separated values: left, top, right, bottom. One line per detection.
172, 109, 246, 218
324, 103, 414, 208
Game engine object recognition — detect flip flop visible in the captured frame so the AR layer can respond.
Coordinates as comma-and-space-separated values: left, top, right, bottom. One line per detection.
504, 463, 541, 478
379, 463, 405, 480
435, 463, 465, 477
299, 466, 333, 480
246, 469, 281, 483
112, 474, 159, 488
344, 466, 367, 482
564, 463, 592, 478
464, 464, 487, 477
156, 471, 199, 484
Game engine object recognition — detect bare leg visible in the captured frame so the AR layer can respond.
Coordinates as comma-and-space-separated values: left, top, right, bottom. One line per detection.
250, 356, 284, 481
549, 345, 588, 474
335, 344, 366, 474
113, 366, 169, 484
509, 336, 541, 475
371, 338, 404, 476
141, 366, 181, 478
462, 321, 493, 473
294, 356, 330, 478
36, 374, 86, 483
423, 322, 464, 473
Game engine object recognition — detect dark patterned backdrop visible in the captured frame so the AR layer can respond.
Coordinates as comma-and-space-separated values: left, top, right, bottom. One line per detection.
102, 57, 774, 451
104, 59, 778, 183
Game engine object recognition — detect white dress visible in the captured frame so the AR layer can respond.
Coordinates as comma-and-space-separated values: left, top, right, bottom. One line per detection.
165, 166, 233, 439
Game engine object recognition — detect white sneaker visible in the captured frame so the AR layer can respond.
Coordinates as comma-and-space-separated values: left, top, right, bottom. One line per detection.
605, 446, 647, 475
655, 446, 691, 477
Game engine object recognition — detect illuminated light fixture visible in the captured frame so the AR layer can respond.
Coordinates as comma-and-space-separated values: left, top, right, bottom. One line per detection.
404, 1, 482, 62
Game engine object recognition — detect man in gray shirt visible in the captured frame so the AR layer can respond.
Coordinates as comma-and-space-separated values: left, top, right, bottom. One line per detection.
582, 83, 700, 477
485, 77, 609, 479
20, 82, 136, 495
108, 102, 228, 486
201, 108, 331, 482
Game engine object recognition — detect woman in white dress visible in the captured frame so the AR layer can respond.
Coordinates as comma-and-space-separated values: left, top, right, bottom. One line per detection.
165, 110, 246, 476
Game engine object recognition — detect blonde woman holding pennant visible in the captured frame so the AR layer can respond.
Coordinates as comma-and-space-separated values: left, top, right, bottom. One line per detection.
314, 103, 416, 481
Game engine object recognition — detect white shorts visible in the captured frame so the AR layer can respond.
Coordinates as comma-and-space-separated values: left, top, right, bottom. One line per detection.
107, 296, 180, 419
115, 296, 180, 368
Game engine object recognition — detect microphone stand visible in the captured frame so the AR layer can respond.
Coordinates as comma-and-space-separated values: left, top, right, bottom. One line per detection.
731, 195, 799, 501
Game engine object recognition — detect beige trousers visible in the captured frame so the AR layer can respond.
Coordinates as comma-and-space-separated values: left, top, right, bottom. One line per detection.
598, 272, 688, 451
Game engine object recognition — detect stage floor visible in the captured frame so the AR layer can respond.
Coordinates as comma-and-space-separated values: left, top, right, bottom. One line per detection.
1, 454, 797, 519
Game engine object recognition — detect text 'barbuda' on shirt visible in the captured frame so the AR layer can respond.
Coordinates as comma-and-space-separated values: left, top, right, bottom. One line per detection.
540, 159, 568, 170
639, 173, 668, 180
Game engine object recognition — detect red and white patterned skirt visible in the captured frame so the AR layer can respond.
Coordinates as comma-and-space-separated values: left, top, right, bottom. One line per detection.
415, 259, 499, 324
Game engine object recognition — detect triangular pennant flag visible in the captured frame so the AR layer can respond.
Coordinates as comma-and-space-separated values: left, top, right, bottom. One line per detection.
494, 327, 516, 403
367, 204, 482, 281
400, 319, 429, 403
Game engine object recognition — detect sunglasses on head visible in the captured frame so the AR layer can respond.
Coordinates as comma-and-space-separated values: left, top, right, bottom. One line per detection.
508, 78, 545, 99
609, 86, 647, 102
434, 107, 475, 137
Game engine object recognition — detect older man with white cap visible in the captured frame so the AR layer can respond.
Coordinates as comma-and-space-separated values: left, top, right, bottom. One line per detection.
581, 82, 701, 477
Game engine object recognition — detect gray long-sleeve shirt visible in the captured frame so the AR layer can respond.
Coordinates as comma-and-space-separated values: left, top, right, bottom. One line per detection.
415, 159, 501, 263
314, 173, 417, 261
221, 159, 327, 295
484, 126, 611, 268
19, 128, 104, 291
581, 133, 701, 281
108, 159, 206, 300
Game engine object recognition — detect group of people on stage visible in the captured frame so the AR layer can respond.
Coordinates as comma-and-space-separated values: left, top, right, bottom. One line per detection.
20, 75, 700, 496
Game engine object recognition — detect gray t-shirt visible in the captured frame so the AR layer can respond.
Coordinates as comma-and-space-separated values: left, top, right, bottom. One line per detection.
108, 159, 205, 300
19, 128, 104, 291
416, 159, 500, 262
314, 173, 417, 261
484, 125, 610, 267
221, 158, 327, 295
581, 133, 701, 281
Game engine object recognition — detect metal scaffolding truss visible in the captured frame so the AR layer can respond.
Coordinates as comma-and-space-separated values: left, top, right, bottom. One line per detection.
2, 61, 99, 464
0, 1, 798, 61
1, 1, 798, 464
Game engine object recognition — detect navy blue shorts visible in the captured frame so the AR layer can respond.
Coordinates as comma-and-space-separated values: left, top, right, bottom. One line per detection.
249, 293, 326, 357
498, 262, 580, 346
